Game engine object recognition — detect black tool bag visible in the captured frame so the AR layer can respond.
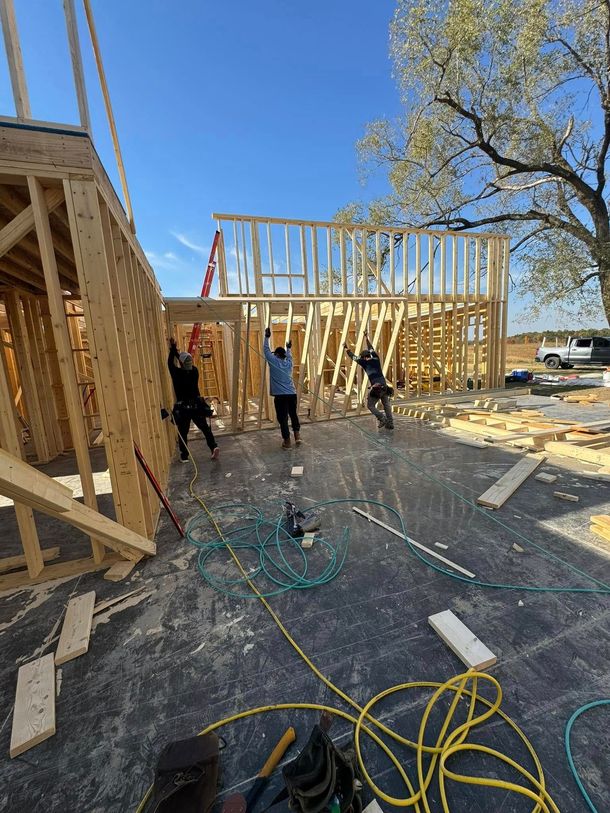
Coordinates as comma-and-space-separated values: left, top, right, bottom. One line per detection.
281, 726, 362, 813
144, 733, 220, 813
368, 383, 394, 399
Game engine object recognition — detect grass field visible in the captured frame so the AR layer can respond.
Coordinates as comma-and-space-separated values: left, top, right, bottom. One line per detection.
504, 342, 548, 374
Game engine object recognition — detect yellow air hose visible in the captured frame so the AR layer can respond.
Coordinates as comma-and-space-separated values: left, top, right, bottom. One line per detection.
135, 432, 561, 813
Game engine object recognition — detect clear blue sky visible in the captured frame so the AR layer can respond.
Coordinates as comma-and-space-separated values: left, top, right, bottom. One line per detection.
2, 0, 601, 332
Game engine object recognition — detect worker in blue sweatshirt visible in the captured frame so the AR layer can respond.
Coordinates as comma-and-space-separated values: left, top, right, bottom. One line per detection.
263, 327, 301, 449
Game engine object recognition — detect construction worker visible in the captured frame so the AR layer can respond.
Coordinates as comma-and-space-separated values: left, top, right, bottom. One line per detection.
263, 327, 301, 448
344, 332, 394, 429
168, 338, 220, 462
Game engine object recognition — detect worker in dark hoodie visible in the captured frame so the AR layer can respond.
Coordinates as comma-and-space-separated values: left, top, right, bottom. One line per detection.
168, 338, 219, 462
263, 326, 301, 448
344, 331, 394, 429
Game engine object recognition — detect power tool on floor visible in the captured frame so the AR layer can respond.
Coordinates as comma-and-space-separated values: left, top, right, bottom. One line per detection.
285, 501, 320, 538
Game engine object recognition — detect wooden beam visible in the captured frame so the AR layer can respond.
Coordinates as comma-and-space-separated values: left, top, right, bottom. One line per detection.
62, 0, 91, 132
0, 553, 121, 592
27, 176, 105, 561
21, 298, 59, 459
10, 654, 55, 758
352, 507, 475, 578
476, 455, 544, 509
0, 338, 43, 576
0, 187, 64, 259
64, 178, 148, 537
82, 0, 135, 231
0, 0, 31, 119
164, 297, 243, 325
0, 448, 155, 559
4, 290, 50, 462
0, 546, 59, 574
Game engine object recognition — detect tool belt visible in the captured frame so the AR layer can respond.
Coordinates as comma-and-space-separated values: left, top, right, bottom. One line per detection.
280, 726, 362, 813
144, 733, 220, 813
173, 397, 214, 420
368, 382, 394, 399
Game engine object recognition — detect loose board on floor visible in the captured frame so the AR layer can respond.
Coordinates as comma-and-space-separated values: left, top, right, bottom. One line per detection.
428, 610, 497, 671
477, 455, 544, 509
104, 560, 136, 582
55, 591, 96, 665
535, 472, 557, 484
10, 653, 56, 758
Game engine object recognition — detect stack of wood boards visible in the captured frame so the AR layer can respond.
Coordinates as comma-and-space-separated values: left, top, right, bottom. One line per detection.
590, 515, 610, 545
545, 434, 610, 469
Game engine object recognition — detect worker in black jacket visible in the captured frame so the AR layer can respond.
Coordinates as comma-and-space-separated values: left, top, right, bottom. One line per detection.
168, 338, 219, 462
344, 332, 394, 429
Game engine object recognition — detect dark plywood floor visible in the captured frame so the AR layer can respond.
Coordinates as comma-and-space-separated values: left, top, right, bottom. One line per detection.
1, 412, 610, 812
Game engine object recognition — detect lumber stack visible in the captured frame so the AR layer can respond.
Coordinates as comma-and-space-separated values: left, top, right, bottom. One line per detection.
590, 515, 610, 544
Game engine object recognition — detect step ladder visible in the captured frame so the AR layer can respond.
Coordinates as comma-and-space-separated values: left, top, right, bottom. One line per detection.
197, 329, 225, 416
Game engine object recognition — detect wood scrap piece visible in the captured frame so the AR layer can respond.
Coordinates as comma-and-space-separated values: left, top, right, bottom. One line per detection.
581, 471, 610, 482
428, 610, 497, 671
553, 491, 579, 502
363, 801, 384, 813
590, 517, 610, 543
93, 587, 145, 615
352, 507, 475, 578
301, 532, 315, 549
291, 466, 304, 477
454, 438, 489, 448
476, 455, 544, 509
10, 653, 56, 758
0, 546, 60, 575
55, 591, 96, 665
535, 472, 558, 483
103, 560, 137, 582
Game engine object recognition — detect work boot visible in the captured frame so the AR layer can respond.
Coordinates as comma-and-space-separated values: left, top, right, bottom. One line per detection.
180, 453, 189, 463
282, 439, 291, 449
377, 418, 386, 429
211, 447, 220, 460
385, 423, 394, 430
294, 432, 302, 445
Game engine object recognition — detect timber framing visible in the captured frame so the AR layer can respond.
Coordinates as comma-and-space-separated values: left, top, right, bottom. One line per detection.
0, 127, 173, 586
0, 14, 172, 585
166, 213, 510, 431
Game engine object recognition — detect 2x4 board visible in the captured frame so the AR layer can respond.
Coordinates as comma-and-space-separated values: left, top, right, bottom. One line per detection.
477, 455, 544, 510
428, 610, 497, 671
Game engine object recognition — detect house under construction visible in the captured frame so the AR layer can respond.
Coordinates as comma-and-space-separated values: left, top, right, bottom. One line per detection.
1, 3, 608, 813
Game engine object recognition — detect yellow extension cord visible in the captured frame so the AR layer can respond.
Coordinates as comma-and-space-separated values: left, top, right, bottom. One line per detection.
135, 430, 562, 813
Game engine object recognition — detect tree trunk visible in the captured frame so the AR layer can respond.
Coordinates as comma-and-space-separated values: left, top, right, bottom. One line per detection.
599, 265, 610, 326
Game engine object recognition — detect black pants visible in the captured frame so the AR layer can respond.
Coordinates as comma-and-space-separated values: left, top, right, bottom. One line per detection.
273, 394, 300, 440
173, 405, 217, 458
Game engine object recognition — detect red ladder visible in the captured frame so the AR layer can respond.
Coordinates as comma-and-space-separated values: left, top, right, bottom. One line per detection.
188, 229, 221, 355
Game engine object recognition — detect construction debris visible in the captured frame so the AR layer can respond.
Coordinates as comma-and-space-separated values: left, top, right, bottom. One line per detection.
353, 507, 476, 579
553, 492, 580, 502
10, 654, 56, 758
535, 472, 558, 483
55, 591, 96, 666
428, 610, 497, 671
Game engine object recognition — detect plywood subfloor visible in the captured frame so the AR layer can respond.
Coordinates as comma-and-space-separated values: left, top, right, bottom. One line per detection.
1, 406, 610, 812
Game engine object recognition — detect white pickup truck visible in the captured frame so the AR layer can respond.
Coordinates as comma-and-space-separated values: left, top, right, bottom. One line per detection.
535, 337, 610, 369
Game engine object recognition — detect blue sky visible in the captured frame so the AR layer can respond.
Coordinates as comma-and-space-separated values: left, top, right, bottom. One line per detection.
2, 0, 603, 332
